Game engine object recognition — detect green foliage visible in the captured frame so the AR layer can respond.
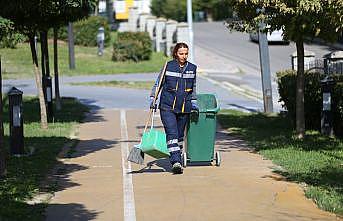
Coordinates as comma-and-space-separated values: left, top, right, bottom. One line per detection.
277, 70, 343, 136
227, 0, 343, 43
194, 0, 233, 20
112, 32, 152, 62
0, 17, 25, 48
151, 0, 187, 22
151, 0, 233, 22
0, 42, 167, 79
0, 97, 88, 220
0, 0, 93, 36
55, 16, 111, 47
211, 0, 234, 20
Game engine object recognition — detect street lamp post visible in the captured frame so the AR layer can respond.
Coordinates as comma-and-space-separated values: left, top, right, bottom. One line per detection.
257, 8, 273, 113
187, 0, 194, 63
68, 22, 75, 69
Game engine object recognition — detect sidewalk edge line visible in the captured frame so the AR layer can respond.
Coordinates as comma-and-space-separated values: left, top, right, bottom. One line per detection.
120, 109, 136, 221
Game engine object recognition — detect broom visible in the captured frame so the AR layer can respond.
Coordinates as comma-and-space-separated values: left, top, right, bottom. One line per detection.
127, 61, 167, 164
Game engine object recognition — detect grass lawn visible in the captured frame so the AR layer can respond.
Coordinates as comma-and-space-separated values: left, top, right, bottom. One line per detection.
218, 110, 343, 216
0, 96, 89, 220
0, 40, 168, 79
70, 80, 155, 90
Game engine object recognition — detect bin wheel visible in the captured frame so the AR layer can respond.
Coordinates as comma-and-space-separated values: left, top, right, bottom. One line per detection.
183, 152, 187, 168
215, 151, 221, 166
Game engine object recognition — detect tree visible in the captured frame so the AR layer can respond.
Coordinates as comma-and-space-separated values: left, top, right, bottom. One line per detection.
228, 0, 343, 138
0, 0, 93, 125
45, 0, 93, 110
0, 0, 49, 129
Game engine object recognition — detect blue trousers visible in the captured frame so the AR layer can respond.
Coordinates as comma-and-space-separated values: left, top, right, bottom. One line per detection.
160, 110, 189, 165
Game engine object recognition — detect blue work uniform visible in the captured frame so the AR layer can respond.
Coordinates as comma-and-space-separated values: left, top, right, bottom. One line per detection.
151, 59, 197, 165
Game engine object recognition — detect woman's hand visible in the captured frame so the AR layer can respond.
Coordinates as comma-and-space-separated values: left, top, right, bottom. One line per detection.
191, 100, 199, 112
149, 96, 156, 109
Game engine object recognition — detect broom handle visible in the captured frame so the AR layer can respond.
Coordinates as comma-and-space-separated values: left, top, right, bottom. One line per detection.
143, 61, 168, 134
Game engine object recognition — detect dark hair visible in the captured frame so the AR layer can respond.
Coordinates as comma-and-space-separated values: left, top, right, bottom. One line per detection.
172, 42, 189, 59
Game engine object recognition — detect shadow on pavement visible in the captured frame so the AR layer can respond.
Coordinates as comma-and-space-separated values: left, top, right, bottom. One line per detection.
69, 139, 118, 158
81, 109, 106, 123
45, 203, 99, 221
47, 163, 89, 192
130, 158, 172, 174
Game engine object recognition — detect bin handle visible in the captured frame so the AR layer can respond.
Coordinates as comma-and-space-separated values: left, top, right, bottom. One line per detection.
204, 107, 220, 114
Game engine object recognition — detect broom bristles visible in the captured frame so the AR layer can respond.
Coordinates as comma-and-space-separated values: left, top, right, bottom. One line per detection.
127, 146, 144, 165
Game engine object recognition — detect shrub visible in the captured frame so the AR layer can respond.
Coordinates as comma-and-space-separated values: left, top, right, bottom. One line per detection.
112, 32, 152, 62
52, 16, 111, 47
0, 17, 25, 48
277, 70, 343, 137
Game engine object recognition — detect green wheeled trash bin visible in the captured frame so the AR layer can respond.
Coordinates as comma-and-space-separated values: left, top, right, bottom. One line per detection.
184, 94, 221, 167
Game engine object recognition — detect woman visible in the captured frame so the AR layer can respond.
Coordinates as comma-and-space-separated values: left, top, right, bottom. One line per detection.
150, 42, 198, 174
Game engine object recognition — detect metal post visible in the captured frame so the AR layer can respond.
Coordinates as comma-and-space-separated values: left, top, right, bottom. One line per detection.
68, 22, 75, 69
321, 76, 335, 136
107, 0, 114, 27
187, 0, 194, 63
0, 56, 6, 176
8, 87, 24, 156
258, 20, 273, 113
97, 27, 105, 56
44, 76, 54, 122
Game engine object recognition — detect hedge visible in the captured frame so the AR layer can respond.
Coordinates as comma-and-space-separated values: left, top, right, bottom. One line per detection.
112, 32, 152, 62
277, 70, 343, 137
52, 16, 111, 47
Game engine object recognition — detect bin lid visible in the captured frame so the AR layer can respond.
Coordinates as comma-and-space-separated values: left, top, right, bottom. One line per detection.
197, 94, 220, 113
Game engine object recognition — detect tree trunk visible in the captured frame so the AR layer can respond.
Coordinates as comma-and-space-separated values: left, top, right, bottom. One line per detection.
40, 32, 46, 78
0, 56, 6, 178
29, 36, 48, 129
94, 4, 98, 16
54, 27, 61, 111
68, 23, 75, 69
44, 30, 50, 77
296, 39, 305, 139
106, 0, 114, 25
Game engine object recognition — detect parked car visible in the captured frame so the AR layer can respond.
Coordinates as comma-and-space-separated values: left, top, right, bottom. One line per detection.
249, 29, 289, 44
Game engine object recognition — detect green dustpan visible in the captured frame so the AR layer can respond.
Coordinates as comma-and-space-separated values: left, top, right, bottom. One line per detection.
140, 128, 170, 159
140, 108, 170, 159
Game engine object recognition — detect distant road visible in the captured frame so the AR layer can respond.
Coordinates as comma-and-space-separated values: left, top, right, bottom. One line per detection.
194, 22, 335, 76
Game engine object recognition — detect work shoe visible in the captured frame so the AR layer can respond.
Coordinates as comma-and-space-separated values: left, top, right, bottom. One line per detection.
172, 162, 183, 174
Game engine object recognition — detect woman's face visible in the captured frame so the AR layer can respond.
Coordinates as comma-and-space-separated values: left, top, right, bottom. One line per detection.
176, 47, 188, 65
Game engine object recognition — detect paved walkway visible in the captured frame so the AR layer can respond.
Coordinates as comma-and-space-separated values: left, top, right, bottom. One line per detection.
45, 109, 339, 221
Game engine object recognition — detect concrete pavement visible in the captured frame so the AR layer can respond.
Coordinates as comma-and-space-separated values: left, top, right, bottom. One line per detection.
45, 109, 340, 221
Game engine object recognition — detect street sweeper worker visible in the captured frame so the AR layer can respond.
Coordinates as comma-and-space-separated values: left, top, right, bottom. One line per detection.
150, 42, 198, 174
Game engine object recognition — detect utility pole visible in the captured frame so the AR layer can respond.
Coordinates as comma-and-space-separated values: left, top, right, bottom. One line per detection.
68, 22, 75, 69
187, 0, 194, 63
257, 19, 273, 113
106, 0, 114, 28
0, 56, 6, 177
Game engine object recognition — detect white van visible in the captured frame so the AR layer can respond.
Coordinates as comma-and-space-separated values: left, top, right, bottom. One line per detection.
249, 29, 289, 44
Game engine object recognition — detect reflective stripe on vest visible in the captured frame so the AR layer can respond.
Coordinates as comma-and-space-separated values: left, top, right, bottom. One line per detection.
165, 71, 195, 79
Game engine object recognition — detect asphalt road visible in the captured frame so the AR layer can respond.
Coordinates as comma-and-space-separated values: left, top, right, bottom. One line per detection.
3, 73, 263, 112
194, 22, 335, 76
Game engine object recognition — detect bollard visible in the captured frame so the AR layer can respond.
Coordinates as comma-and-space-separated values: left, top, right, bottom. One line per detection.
8, 87, 24, 155
97, 27, 105, 56
43, 76, 54, 122
321, 76, 335, 136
